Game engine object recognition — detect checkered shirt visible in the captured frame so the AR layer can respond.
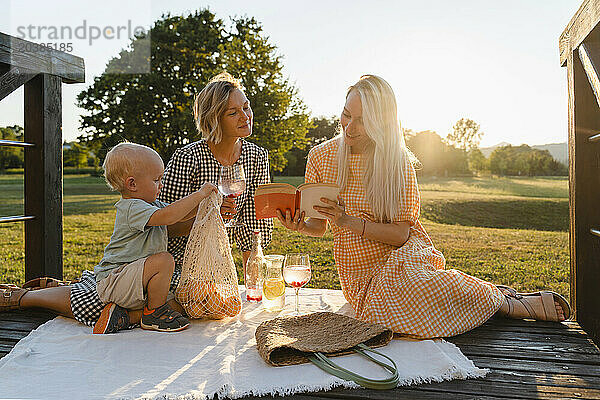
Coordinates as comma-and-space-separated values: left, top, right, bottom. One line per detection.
306, 137, 504, 339
159, 139, 273, 275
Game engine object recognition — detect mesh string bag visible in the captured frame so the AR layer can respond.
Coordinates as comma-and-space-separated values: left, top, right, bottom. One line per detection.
175, 191, 242, 319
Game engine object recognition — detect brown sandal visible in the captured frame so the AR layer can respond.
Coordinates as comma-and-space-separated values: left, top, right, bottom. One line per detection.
22, 277, 72, 290
0, 284, 21, 291
497, 285, 571, 322
0, 286, 30, 311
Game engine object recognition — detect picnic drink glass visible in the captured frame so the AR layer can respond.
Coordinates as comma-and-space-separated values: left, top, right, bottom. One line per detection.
218, 164, 246, 228
262, 255, 285, 312
283, 253, 311, 315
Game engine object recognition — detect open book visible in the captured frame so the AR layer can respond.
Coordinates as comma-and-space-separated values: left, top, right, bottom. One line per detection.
254, 183, 340, 220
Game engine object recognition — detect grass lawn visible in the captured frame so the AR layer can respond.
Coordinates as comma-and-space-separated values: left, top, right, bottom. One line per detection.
0, 174, 569, 298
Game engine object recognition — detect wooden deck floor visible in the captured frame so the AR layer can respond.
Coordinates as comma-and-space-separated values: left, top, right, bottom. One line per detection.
1, 310, 599, 399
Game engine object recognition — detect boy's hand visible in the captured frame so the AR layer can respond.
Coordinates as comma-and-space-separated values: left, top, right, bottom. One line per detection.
150, 183, 219, 227
198, 182, 219, 198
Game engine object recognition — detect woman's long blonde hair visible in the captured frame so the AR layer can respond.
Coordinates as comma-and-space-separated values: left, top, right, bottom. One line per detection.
336, 75, 418, 222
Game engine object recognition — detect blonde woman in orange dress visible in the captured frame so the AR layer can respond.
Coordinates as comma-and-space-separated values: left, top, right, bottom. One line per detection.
277, 74, 570, 339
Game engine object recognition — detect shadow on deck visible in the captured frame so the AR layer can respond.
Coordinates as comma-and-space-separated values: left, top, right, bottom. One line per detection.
1, 311, 599, 399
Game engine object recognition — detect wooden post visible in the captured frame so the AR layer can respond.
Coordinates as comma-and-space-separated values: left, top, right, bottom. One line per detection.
569, 28, 600, 346
23, 73, 63, 281
1, 31, 83, 281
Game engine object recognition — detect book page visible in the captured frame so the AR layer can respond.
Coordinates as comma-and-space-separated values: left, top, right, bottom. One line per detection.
298, 184, 340, 219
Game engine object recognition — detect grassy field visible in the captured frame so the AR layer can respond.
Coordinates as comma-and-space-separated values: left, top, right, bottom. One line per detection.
0, 174, 569, 297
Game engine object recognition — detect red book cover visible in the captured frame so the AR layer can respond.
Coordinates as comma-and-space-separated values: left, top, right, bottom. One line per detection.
254, 190, 299, 219
254, 183, 339, 220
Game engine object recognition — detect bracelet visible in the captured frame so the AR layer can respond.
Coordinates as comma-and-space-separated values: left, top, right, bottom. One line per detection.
360, 219, 366, 237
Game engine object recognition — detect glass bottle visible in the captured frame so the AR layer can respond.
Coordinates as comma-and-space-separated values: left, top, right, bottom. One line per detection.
245, 230, 264, 302
262, 255, 285, 312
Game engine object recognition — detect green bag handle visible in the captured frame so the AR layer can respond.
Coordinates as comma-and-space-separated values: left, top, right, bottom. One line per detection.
307, 344, 399, 390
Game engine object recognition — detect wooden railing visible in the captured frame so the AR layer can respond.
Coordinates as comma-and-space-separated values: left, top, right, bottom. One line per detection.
0, 32, 84, 281
560, 0, 600, 346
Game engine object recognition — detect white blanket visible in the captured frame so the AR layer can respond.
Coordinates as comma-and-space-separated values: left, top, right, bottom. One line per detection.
0, 287, 487, 399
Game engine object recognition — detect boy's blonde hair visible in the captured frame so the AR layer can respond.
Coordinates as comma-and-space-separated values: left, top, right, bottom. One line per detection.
193, 72, 243, 144
102, 142, 161, 192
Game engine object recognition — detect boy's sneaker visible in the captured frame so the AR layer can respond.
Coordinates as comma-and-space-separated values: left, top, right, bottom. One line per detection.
141, 303, 189, 332
93, 303, 130, 334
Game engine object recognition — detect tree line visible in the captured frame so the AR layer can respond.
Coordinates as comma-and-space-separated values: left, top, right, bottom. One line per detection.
0, 120, 567, 177
279, 118, 568, 177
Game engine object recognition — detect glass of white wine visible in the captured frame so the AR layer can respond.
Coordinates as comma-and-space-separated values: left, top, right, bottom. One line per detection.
283, 253, 311, 315
218, 164, 246, 228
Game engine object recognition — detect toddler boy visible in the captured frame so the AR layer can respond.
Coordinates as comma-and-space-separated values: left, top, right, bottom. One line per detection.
92, 142, 217, 334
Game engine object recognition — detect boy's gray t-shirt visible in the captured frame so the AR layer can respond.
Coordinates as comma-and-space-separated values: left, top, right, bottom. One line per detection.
94, 198, 169, 281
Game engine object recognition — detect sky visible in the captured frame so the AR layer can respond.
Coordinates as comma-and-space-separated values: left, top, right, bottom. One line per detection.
0, 0, 583, 147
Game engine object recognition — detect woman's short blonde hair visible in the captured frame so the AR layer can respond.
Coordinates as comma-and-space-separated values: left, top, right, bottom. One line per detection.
102, 142, 160, 192
193, 72, 243, 144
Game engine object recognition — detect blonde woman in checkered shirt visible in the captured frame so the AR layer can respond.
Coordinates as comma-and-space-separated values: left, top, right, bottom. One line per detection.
159, 72, 273, 283
277, 75, 570, 339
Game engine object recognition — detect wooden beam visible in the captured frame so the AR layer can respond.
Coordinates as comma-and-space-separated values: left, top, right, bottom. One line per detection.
578, 43, 600, 108
24, 74, 63, 281
0, 32, 84, 83
560, 0, 600, 66
0, 67, 37, 101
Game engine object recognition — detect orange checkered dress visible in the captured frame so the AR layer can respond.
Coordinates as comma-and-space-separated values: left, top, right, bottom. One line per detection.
306, 138, 504, 339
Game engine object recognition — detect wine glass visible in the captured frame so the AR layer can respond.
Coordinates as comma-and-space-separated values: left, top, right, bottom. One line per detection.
218, 164, 246, 228
283, 253, 311, 315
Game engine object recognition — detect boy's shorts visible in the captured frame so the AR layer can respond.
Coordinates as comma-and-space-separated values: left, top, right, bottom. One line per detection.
96, 258, 147, 309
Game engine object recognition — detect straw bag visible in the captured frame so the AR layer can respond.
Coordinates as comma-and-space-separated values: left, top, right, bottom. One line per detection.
175, 192, 242, 319
255, 312, 399, 389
